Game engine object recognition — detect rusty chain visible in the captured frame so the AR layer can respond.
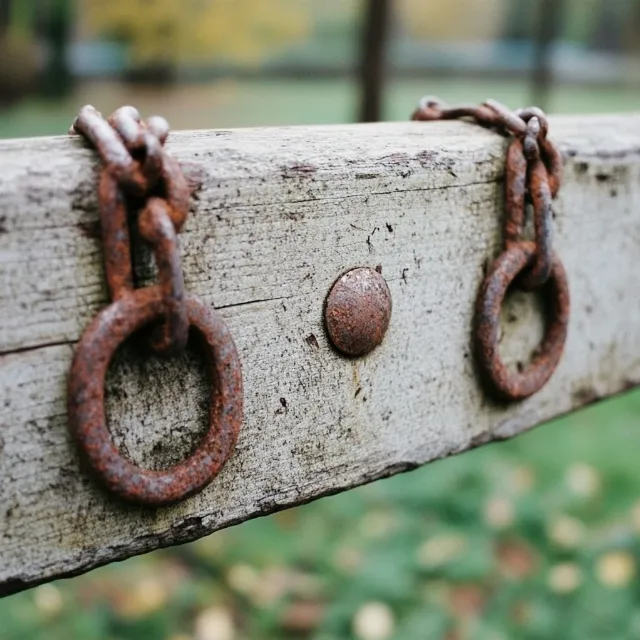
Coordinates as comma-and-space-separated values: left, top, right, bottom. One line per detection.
67, 105, 243, 505
413, 97, 570, 400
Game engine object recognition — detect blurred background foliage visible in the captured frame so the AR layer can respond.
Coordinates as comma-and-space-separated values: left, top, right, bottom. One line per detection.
0, 1, 639, 639
5, 395, 640, 640
83, 0, 310, 66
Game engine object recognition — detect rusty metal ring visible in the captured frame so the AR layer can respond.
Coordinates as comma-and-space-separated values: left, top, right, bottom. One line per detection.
67, 289, 244, 505
474, 241, 569, 400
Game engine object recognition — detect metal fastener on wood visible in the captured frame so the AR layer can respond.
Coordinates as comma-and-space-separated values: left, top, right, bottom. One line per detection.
325, 267, 392, 357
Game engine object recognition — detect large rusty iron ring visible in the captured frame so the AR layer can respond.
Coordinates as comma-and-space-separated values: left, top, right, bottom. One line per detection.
474, 241, 570, 400
68, 288, 243, 506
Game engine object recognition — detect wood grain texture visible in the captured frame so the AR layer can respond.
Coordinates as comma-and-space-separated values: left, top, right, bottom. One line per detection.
1, 116, 640, 594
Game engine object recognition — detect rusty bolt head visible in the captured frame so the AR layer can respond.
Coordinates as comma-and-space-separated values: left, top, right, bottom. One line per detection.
325, 267, 392, 357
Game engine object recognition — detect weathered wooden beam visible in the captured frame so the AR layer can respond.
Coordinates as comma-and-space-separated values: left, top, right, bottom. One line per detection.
1, 116, 640, 595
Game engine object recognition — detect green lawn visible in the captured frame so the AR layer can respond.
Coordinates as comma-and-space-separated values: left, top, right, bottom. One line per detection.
1, 79, 639, 640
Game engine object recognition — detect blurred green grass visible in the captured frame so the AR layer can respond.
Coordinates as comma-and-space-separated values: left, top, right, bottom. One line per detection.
4, 392, 640, 640
1, 78, 639, 640
0, 78, 637, 138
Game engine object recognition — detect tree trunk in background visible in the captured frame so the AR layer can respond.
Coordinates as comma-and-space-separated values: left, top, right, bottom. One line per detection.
502, 0, 534, 40
625, 0, 640, 54
591, 0, 623, 52
0, 0, 38, 106
531, 0, 565, 110
0, 0, 10, 32
40, 0, 74, 97
358, 0, 391, 123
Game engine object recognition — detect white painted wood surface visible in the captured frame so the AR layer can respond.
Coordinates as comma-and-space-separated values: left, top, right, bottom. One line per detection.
1, 116, 640, 595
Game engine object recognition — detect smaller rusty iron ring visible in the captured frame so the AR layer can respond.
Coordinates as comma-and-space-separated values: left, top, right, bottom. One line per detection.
67, 289, 243, 506
474, 241, 569, 400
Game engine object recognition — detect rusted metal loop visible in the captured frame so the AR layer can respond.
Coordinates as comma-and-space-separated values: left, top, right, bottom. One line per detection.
414, 97, 498, 129
107, 109, 189, 232
516, 107, 549, 138
72, 105, 149, 196
504, 138, 527, 248
523, 117, 542, 161
483, 99, 527, 137
108, 106, 143, 149
504, 139, 553, 289
108, 107, 164, 192
138, 198, 189, 356
147, 116, 170, 146
67, 289, 244, 506
417, 95, 446, 111
159, 151, 190, 231
99, 168, 134, 301
516, 107, 562, 198
474, 241, 569, 400
412, 102, 444, 121
439, 105, 498, 128
539, 137, 563, 199
519, 157, 554, 289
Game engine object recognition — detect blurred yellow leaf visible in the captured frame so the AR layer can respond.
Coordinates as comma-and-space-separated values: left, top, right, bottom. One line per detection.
352, 602, 395, 640
225, 563, 260, 596
548, 562, 583, 594
115, 576, 168, 619
397, 0, 507, 41
82, 0, 310, 65
484, 497, 515, 529
546, 515, 586, 549
33, 584, 64, 618
194, 606, 235, 640
417, 533, 467, 569
597, 551, 636, 588
565, 463, 601, 498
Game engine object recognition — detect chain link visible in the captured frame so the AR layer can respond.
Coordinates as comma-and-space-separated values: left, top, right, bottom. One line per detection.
72, 104, 190, 355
